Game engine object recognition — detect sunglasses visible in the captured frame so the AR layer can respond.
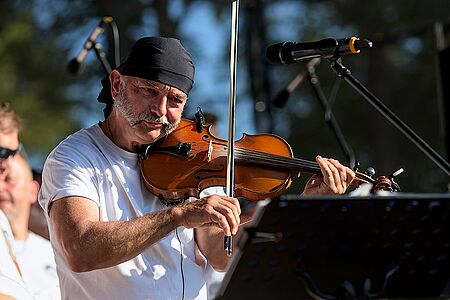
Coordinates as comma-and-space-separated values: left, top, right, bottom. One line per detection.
0, 146, 19, 160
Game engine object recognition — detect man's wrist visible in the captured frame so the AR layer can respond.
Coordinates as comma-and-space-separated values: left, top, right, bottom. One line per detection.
168, 205, 186, 228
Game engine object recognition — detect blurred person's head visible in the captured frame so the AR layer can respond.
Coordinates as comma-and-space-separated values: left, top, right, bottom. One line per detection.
0, 154, 39, 240
0, 102, 22, 172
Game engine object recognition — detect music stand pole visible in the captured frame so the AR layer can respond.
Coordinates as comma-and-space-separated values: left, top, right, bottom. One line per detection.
328, 58, 450, 177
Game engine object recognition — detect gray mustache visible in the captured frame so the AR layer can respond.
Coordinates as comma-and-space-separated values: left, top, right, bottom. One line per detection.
131, 114, 170, 126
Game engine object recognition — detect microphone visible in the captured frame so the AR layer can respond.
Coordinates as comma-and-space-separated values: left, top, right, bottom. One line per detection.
67, 16, 113, 75
272, 58, 320, 108
266, 36, 372, 64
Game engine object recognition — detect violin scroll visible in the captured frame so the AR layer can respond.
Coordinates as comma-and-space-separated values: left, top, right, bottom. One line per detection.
354, 163, 403, 193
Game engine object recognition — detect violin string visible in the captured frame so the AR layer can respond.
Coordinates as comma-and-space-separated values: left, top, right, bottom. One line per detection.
204, 142, 368, 182
233, 147, 321, 173
238, 148, 373, 182
234, 147, 318, 169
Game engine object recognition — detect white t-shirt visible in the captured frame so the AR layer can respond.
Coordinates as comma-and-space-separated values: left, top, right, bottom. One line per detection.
15, 232, 60, 299
0, 211, 34, 300
39, 123, 222, 300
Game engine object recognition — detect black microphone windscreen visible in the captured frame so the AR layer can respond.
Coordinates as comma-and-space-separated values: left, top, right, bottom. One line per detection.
66, 58, 83, 76
266, 42, 294, 64
272, 89, 291, 108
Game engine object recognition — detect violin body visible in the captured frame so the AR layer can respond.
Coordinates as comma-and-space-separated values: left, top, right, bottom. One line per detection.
140, 118, 398, 203
140, 119, 295, 201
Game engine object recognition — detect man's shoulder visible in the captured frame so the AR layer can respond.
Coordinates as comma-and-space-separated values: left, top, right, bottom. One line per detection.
57, 124, 101, 149
49, 124, 104, 159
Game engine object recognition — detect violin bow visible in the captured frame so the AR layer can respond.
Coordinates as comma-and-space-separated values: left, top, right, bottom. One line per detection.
224, 0, 240, 257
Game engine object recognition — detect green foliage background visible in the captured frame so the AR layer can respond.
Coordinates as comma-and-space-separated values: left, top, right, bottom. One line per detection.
1, 0, 450, 193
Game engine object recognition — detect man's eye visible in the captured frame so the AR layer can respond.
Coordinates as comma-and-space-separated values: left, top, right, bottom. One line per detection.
144, 88, 158, 95
135, 85, 159, 96
170, 97, 185, 104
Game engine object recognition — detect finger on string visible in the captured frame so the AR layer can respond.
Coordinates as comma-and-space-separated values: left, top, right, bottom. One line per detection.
316, 156, 335, 189
327, 159, 343, 192
329, 159, 348, 191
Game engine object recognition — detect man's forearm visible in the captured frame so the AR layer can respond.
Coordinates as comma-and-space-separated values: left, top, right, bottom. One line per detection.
53, 204, 181, 272
52, 194, 241, 273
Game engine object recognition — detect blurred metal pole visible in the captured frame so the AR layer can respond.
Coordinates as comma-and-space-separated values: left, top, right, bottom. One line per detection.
434, 22, 450, 161
244, 0, 274, 133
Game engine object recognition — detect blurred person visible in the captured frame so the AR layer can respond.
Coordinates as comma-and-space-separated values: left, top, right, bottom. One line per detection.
0, 209, 34, 300
0, 102, 21, 175
38, 37, 354, 299
0, 154, 59, 299
0, 102, 48, 240
0, 101, 33, 299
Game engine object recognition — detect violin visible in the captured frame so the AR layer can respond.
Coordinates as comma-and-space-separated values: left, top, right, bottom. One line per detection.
139, 118, 399, 204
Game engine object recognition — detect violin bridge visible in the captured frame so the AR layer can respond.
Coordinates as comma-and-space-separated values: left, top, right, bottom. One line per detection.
207, 140, 213, 162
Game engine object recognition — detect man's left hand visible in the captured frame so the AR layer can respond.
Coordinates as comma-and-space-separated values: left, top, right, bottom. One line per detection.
302, 155, 355, 195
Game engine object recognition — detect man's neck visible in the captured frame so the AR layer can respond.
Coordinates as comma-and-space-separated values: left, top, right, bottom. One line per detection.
101, 113, 157, 153
10, 219, 29, 241
100, 119, 139, 152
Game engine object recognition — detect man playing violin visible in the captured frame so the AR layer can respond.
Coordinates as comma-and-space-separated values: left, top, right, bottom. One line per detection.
38, 37, 355, 299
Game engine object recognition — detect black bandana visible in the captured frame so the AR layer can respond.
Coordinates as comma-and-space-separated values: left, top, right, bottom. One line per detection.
97, 37, 195, 117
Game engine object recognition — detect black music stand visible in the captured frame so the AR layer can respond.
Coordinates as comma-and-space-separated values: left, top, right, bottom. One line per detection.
217, 194, 450, 299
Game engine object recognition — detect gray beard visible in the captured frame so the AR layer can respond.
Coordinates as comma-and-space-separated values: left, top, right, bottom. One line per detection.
114, 83, 180, 139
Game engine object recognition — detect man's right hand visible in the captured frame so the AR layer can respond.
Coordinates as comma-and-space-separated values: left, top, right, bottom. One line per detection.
172, 195, 241, 237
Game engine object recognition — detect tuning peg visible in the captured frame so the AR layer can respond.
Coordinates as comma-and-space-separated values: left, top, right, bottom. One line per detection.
365, 167, 375, 178
388, 168, 404, 180
388, 168, 403, 192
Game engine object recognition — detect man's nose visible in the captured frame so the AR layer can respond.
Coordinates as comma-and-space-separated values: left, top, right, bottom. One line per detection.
150, 95, 167, 118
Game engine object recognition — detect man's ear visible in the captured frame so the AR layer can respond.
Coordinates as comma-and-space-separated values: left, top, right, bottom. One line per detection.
29, 180, 40, 205
110, 69, 122, 99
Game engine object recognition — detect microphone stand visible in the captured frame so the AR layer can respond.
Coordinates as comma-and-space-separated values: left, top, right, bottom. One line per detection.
93, 42, 112, 75
306, 60, 356, 168
93, 16, 119, 75
328, 58, 450, 177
